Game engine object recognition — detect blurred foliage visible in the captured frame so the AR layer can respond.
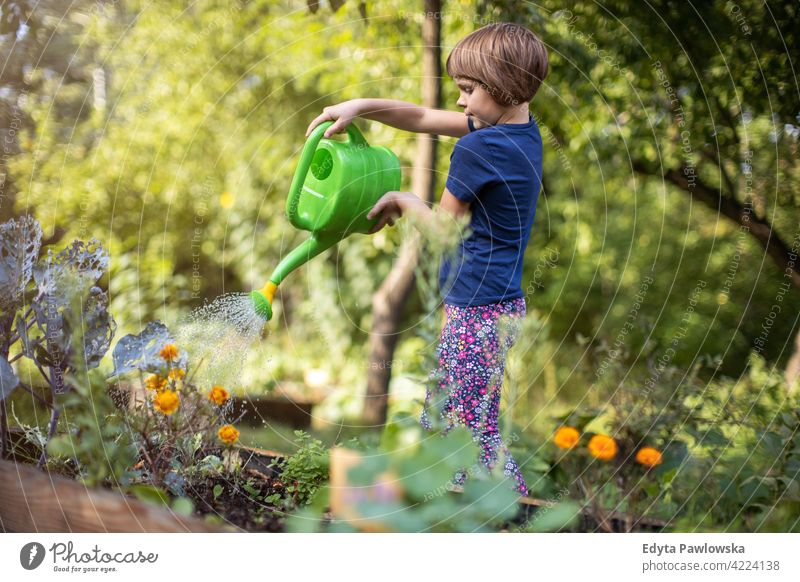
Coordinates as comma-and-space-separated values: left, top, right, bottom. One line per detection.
286, 417, 534, 533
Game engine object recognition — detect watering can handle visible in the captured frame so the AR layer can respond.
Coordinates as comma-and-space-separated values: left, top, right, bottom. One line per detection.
286, 121, 369, 228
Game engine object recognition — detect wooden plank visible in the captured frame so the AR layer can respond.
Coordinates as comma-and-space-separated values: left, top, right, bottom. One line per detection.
231, 396, 314, 429
237, 445, 286, 478
0, 459, 227, 533
328, 446, 401, 533
238, 444, 288, 460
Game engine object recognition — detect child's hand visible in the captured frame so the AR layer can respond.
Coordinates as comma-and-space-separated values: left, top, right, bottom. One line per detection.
367, 191, 422, 234
305, 99, 364, 138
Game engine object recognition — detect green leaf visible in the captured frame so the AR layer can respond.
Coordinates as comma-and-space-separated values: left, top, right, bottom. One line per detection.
213, 484, 224, 500
660, 467, 678, 486
703, 428, 729, 447
130, 484, 170, 507
526, 501, 581, 532
398, 458, 454, 500
0, 215, 42, 311
521, 456, 551, 473
643, 482, 660, 496
46, 435, 75, 457
111, 321, 185, 377
0, 358, 20, 402
460, 478, 519, 523
242, 482, 261, 497
346, 451, 389, 486
285, 507, 323, 533
171, 497, 195, 516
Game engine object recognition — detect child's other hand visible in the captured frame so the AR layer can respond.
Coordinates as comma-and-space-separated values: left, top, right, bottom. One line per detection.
305, 100, 363, 138
367, 191, 418, 234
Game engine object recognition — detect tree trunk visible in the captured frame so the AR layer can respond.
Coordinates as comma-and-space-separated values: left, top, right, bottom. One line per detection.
362, 0, 442, 426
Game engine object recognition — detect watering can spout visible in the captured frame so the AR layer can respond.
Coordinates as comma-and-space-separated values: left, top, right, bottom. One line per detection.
251, 231, 341, 321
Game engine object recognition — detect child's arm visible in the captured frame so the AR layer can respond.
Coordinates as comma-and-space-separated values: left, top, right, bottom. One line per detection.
306, 98, 470, 138
366, 189, 470, 235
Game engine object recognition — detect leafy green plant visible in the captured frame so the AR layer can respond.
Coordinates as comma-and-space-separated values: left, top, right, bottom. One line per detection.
270, 430, 329, 509
545, 332, 800, 532
287, 419, 538, 533
0, 215, 117, 470
45, 298, 137, 487
544, 334, 713, 530
107, 321, 243, 490
669, 354, 800, 532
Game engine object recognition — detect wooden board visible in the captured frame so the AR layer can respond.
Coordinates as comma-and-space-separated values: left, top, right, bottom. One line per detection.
0, 459, 227, 533
231, 396, 314, 429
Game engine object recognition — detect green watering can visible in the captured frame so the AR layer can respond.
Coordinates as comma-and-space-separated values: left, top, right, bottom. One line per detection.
251, 120, 401, 321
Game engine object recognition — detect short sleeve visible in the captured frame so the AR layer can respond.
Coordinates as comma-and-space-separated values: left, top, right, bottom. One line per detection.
445, 135, 496, 203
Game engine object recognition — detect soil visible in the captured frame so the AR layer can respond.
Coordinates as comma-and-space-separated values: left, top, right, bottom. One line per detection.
185, 474, 288, 532
183, 447, 290, 532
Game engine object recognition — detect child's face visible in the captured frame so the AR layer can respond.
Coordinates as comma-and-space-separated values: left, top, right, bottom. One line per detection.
454, 77, 507, 129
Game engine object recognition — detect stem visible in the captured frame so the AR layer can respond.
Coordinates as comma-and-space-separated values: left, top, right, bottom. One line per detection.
578, 475, 613, 533
9, 307, 37, 347
33, 358, 51, 387
16, 382, 50, 408
37, 407, 61, 469
0, 399, 8, 460
186, 357, 204, 385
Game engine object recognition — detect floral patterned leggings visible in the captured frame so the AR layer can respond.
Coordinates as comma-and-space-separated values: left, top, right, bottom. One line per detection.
420, 297, 528, 496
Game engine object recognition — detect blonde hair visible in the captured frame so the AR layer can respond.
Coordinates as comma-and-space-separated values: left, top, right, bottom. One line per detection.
446, 22, 549, 106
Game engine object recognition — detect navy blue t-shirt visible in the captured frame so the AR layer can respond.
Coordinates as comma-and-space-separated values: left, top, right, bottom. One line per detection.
439, 113, 543, 306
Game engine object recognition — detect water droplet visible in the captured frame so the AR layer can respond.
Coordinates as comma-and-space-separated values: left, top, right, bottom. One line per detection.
175, 293, 265, 389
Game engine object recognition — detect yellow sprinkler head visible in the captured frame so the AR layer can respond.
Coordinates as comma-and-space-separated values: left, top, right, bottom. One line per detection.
251, 281, 277, 321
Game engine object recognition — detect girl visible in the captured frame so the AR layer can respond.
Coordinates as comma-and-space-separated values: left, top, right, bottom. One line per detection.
306, 22, 548, 496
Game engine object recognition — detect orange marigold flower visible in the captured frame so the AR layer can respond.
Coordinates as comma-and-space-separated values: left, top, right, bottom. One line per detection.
145, 374, 167, 392
159, 343, 179, 362
636, 446, 663, 468
218, 424, 239, 445
168, 368, 186, 382
153, 389, 180, 415
588, 434, 618, 461
208, 385, 230, 406
553, 426, 580, 449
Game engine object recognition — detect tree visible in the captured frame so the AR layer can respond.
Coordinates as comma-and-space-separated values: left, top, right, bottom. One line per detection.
361, 0, 445, 426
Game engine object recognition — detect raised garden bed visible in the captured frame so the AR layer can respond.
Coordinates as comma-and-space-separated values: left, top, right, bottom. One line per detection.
0, 444, 289, 533
2, 435, 667, 533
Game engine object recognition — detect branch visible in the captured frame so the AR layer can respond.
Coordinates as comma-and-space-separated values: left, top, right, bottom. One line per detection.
632, 160, 800, 290
15, 382, 50, 408
701, 150, 737, 201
